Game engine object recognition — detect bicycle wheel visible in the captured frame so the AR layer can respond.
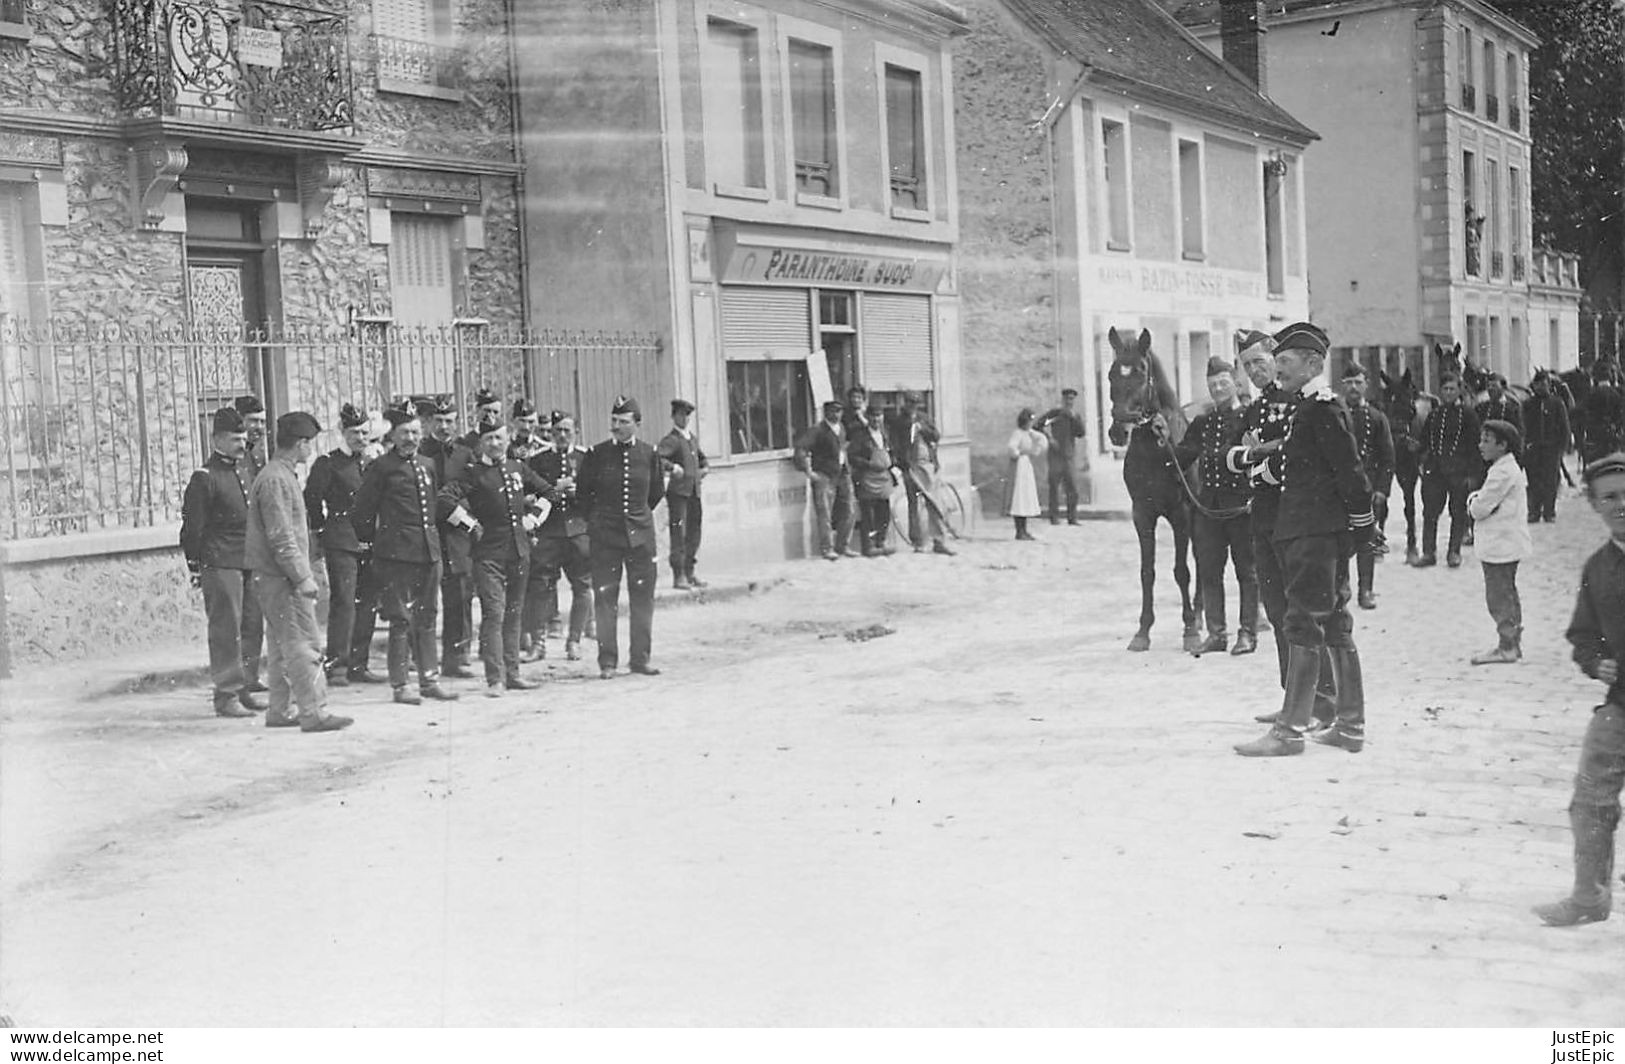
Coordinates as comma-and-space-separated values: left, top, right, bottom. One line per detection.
933, 482, 966, 539
890, 487, 911, 542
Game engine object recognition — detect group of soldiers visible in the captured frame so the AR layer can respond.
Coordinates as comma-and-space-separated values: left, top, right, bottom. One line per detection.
181, 388, 712, 730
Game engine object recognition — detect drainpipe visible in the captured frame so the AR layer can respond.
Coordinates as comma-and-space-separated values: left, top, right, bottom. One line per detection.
504, 0, 532, 345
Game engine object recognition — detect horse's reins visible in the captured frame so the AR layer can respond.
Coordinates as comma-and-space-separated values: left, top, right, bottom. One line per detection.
1116, 367, 1252, 522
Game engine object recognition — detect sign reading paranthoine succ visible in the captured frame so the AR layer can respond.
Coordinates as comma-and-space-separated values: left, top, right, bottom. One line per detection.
238, 27, 283, 69
721, 246, 946, 293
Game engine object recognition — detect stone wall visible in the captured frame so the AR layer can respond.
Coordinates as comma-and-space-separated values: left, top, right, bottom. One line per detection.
951, 1, 1063, 504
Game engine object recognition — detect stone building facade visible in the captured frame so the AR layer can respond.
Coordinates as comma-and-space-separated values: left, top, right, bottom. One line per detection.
953, 0, 1316, 513
0, 0, 525, 669
517, 0, 969, 568
1165, 0, 1584, 384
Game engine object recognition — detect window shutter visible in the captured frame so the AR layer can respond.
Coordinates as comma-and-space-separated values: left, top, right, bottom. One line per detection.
0, 185, 28, 327
721, 286, 810, 357
390, 213, 454, 324
861, 293, 932, 391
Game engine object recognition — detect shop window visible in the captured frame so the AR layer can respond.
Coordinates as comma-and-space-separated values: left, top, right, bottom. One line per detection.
817, 290, 857, 399
373, 0, 458, 96
1178, 139, 1203, 260
727, 360, 811, 454
704, 18, 767, 197
789, 39, 838, 201
884, 64, 926, 213
1102, 119, 1130, 250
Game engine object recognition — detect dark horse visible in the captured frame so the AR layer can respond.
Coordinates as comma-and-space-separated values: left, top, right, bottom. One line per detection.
1436, 340, 1493, 399
1107, 327, 1201, 653
1377, 367, 1432, 564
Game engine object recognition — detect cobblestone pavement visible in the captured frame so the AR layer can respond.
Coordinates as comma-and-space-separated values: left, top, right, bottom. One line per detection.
1, 485, 1622, 1026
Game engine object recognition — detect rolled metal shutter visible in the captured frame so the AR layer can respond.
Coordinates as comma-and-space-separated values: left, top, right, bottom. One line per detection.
861, 292, 933, 391
721, 286, 811, 357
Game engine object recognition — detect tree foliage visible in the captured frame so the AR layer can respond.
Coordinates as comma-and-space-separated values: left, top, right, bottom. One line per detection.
1488, 0, 1624, 307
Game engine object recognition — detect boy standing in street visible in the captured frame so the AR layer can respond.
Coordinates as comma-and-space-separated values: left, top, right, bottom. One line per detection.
1534, 452, 1625, 926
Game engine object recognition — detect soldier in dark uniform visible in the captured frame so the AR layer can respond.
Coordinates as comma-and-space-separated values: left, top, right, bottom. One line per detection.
180, 407, 267, 718
303, 402, 382, 686
1475, 374, 1523, 436
440, 412, 552, 696
1235, 323, 1377, 758
577, 396, 665, 680
1523, 370, 1571, 522
1034, 387, 1087, 525
235, 394, 269, 476
1583, 361, 1625, 463
1174, 357, 1257, 656
419, 394, 477, 677
657, 398, 709, 589
509, 397, 548, 463
526, 412, 593, 660
1340, 365, 1395, 610
351, 405, 461, 706
1416, 373, 1481, 568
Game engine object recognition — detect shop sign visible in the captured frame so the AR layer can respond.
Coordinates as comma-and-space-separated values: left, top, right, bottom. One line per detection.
1096, 262, 1263, 301
238, 27, 283, 69
722, 245, 946, 293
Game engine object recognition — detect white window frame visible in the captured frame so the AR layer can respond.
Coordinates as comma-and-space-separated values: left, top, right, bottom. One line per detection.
874, 42, 935, 222
1096, 105, 1133, 253
778, 15, 847, 212
1173, 131, 1205, 261
701, 4, 772, 203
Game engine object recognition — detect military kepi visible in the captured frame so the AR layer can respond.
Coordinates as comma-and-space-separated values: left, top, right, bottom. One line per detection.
512, 397, 537, 418
672, 398, 695, 415
212, 407, 246, 435
1205, 357, 1234, 378
473, 387, 501, 408
383, 404, 417, 428
339, 402, 368, 429
233, 394, 265, 415
1341, 363, 1367, 380
612, 395, 641, 420
1272, 321, 1329, 356
476, 411, 505, 436
277, 411, 322, 440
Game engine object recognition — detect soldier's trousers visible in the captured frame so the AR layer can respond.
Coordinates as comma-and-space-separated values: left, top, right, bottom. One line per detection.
1048, 459, 1079, 521
474, 551, 528, 683
323, 548, 379, 672
200, 565, 253, 698
251, 571, 325, 722
666, 493, 702, 574
441, 568, 474, 666
527, 534, 591, 643
1279, 532, 1356, 650
1568, 702, 1625, 909
590, 539, 657, 670
1420, 472, 1471, 556
1525, 448, 1562, 520
1194, 510, 1258, 638
376, 558, 441, 688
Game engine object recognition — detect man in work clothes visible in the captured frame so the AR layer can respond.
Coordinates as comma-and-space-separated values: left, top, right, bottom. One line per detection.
657, 398, 709, 589
180, 406, 267, 717
526, 412, 593, 660
439, 412, 551, 696
351, 405, 461, 706
1173, 357, 1257, 657
891, 393, 954, 556
245, 411, 352, 733
419, 394, 476, 678
1034, 388, 1087, 526
577, 396, 665, 680
303, 402, 382, 686
795, 399, 858, 560
1522, 371, 1571, 522
1340, 365, 1395, 610
1235, 322, 1377, 758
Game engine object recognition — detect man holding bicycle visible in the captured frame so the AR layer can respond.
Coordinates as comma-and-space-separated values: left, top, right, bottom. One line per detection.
890, 393, 955, 557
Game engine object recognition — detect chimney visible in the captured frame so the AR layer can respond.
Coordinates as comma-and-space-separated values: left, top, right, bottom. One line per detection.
1219, 0, 1268, 95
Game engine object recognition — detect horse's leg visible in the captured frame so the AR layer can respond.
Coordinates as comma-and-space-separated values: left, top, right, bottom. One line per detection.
1171, 497, 1202, 654
1398, 459, 1419, 561
1128, 499, 1156, 651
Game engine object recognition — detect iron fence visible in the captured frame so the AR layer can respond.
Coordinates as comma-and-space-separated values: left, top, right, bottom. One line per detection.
0, 320, 662, 541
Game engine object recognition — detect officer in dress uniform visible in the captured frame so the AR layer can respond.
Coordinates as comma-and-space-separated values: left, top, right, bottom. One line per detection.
1340, 365, 1395, 610
180, 407, 267, 717
1416, 373, 1481, 568
1235, 323, 1377, 757
439, 412, 552, 696
303, 402, 383, 685
1175, 357, 1258, 656
509, 397, 548, 463
420, 394, 477, 677
657, 398, 710, 590
1522, 370, 1571, 522
577, 396, 665, 679
526, 411, 593, 660
351, 405, 461, 706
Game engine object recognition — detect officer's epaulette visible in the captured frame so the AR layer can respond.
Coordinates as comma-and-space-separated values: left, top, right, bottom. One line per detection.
1311, 385, 1338, 402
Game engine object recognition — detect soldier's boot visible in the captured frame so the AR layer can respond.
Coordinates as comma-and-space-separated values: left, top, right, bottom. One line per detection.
1312, 647, 1365, 752
1533, 805, 1617, 926
686, 564, 707, 589
1235, 645, 1318, 757
672, 566, 692, 591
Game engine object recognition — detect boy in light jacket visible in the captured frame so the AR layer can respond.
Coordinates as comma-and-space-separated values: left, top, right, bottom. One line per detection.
1466, 419, 1531, 664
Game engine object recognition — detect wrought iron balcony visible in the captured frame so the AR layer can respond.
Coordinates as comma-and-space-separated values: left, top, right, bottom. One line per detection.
1461, 84, 1476, 111
111, 0, 353, 131
1486, 93, 1499, 122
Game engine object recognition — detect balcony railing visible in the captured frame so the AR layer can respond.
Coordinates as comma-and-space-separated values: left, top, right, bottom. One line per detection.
889, 171, 924, 210
1461, 83, 1476, 111
1486, 93, 1499, 122
1512, 252, 1525, 281
1491, 250, 1504, 278
111, 0, 353, 131
373, 34, 460, 91
795, 159, 835, 198
1510, 103, 1522, 131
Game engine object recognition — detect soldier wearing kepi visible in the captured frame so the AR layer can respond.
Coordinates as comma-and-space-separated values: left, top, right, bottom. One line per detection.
577, 395, 665, 680
1174, 357, 1258, 656
1522, 370, 1571, 523
657, 398, 709, 590
303, 403, 383, 686
351, 404, 461, 706
1340, 364, 1395, 610
245, 411, 352, 733
419, 394, 476, 678
1235, 322, 1377, 758
180, 406, 267, 718
525, 411, 593, 660
235, 394, 269, 476
439, 411, 552, 696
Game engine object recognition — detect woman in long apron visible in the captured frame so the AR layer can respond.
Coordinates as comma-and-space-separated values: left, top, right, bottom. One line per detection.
1007, 408, 1046, 540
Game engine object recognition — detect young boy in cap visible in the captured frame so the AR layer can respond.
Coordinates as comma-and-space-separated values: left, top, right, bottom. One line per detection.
246, 411, 352, 732
180, 406, 266, 717
657, 398, 709, 589
1533, 452, 1625, 926
304, 402, 383, 686
1034, 387, 1087, 525
1339, 364, 1395, 610
1466, 419, 1531, 664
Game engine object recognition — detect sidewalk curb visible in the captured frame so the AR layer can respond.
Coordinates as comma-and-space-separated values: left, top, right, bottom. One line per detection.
101, 575, 787, 700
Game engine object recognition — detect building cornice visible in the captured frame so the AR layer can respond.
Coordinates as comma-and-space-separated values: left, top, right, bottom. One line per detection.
1088, 70, 1318, 148
350, 148, 524, 178
799, 0, 970, 37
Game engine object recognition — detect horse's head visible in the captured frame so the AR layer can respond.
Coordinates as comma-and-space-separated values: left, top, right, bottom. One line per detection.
1107, 327, 1161, 445
1379, 367, 1428, 438
1436, 341, 1492, 397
